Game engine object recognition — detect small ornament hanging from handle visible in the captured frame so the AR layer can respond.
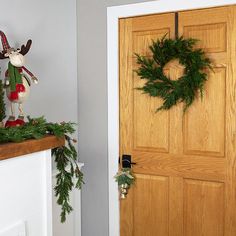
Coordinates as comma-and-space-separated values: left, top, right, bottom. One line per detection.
114, 155, 136, 199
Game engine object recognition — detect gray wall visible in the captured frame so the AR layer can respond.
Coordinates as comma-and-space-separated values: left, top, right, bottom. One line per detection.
77, 1, 151, 236
0, 0, 77, 124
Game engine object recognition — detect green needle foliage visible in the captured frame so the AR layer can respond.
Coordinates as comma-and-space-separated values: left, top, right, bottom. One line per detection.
0, 116, 84, 223
135, 36, 212, 112
0, 79, 6, 123
53, 135, 84, 223
115, 168, 135, 186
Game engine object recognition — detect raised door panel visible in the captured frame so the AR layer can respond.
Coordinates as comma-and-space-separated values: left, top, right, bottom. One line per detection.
133, 174, 169, 236
183, 68, 226, 157
183, 179, 224, 236
133, 66, 170, 153
183, 23, 227, 53
133, 29, 170, 56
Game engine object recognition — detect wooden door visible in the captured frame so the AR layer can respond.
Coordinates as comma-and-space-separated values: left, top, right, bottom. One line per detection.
119, 6, 236, 236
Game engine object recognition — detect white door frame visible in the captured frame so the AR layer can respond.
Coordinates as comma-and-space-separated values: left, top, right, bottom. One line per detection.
107, 0, 236, 235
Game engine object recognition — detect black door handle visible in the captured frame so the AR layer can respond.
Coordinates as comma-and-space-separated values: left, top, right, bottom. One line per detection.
120, 154, 136, 168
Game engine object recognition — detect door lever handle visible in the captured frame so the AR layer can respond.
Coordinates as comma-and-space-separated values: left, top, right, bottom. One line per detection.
121, 154, 136, 168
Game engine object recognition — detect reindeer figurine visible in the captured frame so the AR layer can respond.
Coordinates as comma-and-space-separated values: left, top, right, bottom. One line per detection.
0, 31, 38, 127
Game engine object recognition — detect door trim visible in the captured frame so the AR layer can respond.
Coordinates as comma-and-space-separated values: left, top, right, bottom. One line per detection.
107, 1, 236, 235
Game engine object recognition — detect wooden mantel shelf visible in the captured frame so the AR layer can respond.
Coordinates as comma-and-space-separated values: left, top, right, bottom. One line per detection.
0, 136, 65, 161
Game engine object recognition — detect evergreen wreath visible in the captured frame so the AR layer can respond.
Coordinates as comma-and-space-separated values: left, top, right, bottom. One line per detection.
135, 36, 212, 111
0, 116, 84, 223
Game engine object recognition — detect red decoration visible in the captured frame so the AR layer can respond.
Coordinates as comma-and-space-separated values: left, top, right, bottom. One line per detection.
16, 84, 25, 92
15, 118, 25, 126
5, 119, 17, 127
8, 91, 19, 101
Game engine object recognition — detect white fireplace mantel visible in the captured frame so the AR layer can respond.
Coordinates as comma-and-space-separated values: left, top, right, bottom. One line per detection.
0, 137, 63, 236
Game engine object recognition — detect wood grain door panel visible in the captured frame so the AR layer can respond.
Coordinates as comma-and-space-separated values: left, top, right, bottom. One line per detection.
183, 179, 224, 236
133, 174, 169, 236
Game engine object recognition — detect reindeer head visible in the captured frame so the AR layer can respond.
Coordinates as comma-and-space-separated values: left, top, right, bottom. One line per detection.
0, 31, 32, 67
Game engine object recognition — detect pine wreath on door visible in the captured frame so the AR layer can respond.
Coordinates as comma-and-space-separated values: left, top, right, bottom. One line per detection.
119, 6, 236, 236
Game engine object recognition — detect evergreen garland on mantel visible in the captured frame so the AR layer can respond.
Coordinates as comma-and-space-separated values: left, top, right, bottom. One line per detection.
0, 116, 84, 223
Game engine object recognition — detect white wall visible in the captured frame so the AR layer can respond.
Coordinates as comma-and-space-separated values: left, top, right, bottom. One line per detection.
0, 151, 52, 236
0, 0, 77, 124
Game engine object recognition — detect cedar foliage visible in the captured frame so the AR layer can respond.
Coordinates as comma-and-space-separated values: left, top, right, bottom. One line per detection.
135, 36, 212, 111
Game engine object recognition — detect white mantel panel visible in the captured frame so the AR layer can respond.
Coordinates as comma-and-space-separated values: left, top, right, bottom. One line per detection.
0, 150, 52, 236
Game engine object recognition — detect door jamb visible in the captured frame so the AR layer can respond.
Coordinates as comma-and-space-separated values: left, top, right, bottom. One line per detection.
107, 1, 236, 235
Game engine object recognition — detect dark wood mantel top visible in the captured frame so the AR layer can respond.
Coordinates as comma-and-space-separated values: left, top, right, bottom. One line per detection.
0, 136, 65, 161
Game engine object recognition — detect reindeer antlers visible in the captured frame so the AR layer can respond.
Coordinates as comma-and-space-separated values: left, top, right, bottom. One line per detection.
20, 39, 32, 56
0, 51, 7, 59
0, 39, 32, 59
